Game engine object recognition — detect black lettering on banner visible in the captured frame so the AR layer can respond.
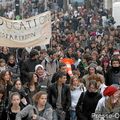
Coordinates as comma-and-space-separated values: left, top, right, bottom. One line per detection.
0, 13, 50, 31
14, 35, 18, 40
39, 16, 45, 24
0, 32, 36, 41
9, 34, 14, 40
26, 20, 32, 28
0, 32, 5, 38
13, 22, 20, 30
18, 36, 23, 40
22, 36, 25, 40
33, 19, 37, 27
5, 21, 12, 29
46, 14, 50, 21
24, 32, 35, 39
0, 32, 3, 37
31, 32, 36, 37
20, 22, 27, 30
5, 34, 9, 39
25, 34, 29, 39
0, 17, 3, 25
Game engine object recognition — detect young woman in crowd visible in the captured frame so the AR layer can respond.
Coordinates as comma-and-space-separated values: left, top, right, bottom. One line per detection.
101, 56, 110, 80
87, 74, 107, 96
70, 75, 86, 120
35, 64, 50, 92
0, 59, 7, 73
0, 85, 5, 118
7, 54, 20, 81
0, 92, 26, 120
24, 72, 39, 104
0, 47, 11, 63
11, 79, 29, 106
0, 70, 13, 107
16, 91, 54, 120
93, 85, 120, 120
0, 70, 13, 87
76, 80, 102, 120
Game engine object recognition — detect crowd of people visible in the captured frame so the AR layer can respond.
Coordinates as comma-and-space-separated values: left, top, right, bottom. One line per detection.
0, 0, 120, 120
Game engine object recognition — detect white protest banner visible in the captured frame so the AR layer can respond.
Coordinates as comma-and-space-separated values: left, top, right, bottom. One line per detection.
0, 11, 51, 48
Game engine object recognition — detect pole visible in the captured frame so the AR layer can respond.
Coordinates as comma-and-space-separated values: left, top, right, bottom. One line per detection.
15, 0, 20, 17
44, 0, 48, 11
21, 0, 24, 19
63, 0, 68, 12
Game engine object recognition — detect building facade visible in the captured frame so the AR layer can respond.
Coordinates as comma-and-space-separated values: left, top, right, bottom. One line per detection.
0, 0, 14, 7
104, 0, 120, 10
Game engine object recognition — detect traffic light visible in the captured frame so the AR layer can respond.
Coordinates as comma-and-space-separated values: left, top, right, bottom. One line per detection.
15, 0, 20, 16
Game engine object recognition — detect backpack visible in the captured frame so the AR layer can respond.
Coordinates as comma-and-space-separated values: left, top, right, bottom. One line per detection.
44, 59, 59, 71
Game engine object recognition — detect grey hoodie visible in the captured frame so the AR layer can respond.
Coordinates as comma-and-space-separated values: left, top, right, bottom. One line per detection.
15, 103, 53, 120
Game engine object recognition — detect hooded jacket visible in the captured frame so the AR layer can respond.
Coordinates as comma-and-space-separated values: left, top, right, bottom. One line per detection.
15, 103, 53, 120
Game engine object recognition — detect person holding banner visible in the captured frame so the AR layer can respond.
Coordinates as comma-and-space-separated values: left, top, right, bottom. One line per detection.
20, 49, 40, 84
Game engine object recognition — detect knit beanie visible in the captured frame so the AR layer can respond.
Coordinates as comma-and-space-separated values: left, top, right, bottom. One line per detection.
103, 85, 118, 97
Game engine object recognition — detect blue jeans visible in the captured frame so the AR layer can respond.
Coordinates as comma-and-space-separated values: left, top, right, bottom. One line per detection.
70, 110, 77, 120
56, 109, 66, 120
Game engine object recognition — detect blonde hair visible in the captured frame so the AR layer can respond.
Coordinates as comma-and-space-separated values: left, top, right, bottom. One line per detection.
70, 75, 80, 90
0, 59, 6, 66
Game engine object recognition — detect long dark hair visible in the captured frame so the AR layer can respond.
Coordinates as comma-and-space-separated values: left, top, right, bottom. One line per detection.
0, 84, 5, 100
28, 72, 38, 87
0, 70, 13, 85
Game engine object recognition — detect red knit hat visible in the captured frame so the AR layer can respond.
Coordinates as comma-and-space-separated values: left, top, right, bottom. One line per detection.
103, 86, 118, 97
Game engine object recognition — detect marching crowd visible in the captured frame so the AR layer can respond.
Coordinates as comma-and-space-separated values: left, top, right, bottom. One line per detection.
0, 0, 120, 120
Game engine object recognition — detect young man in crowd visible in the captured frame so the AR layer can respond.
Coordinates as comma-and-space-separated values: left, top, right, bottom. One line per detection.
48, 72, 71, 120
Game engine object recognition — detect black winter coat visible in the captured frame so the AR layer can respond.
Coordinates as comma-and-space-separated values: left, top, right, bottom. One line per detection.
105, 67, 120, 86
48, 82, 71, 112
0, 104, 26, 120
20, 58, 40, 83
48, 82, 71, 120
76, 90, 102, 120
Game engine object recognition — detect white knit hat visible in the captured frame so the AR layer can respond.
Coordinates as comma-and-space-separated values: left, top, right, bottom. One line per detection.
35, 64, 44, 71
